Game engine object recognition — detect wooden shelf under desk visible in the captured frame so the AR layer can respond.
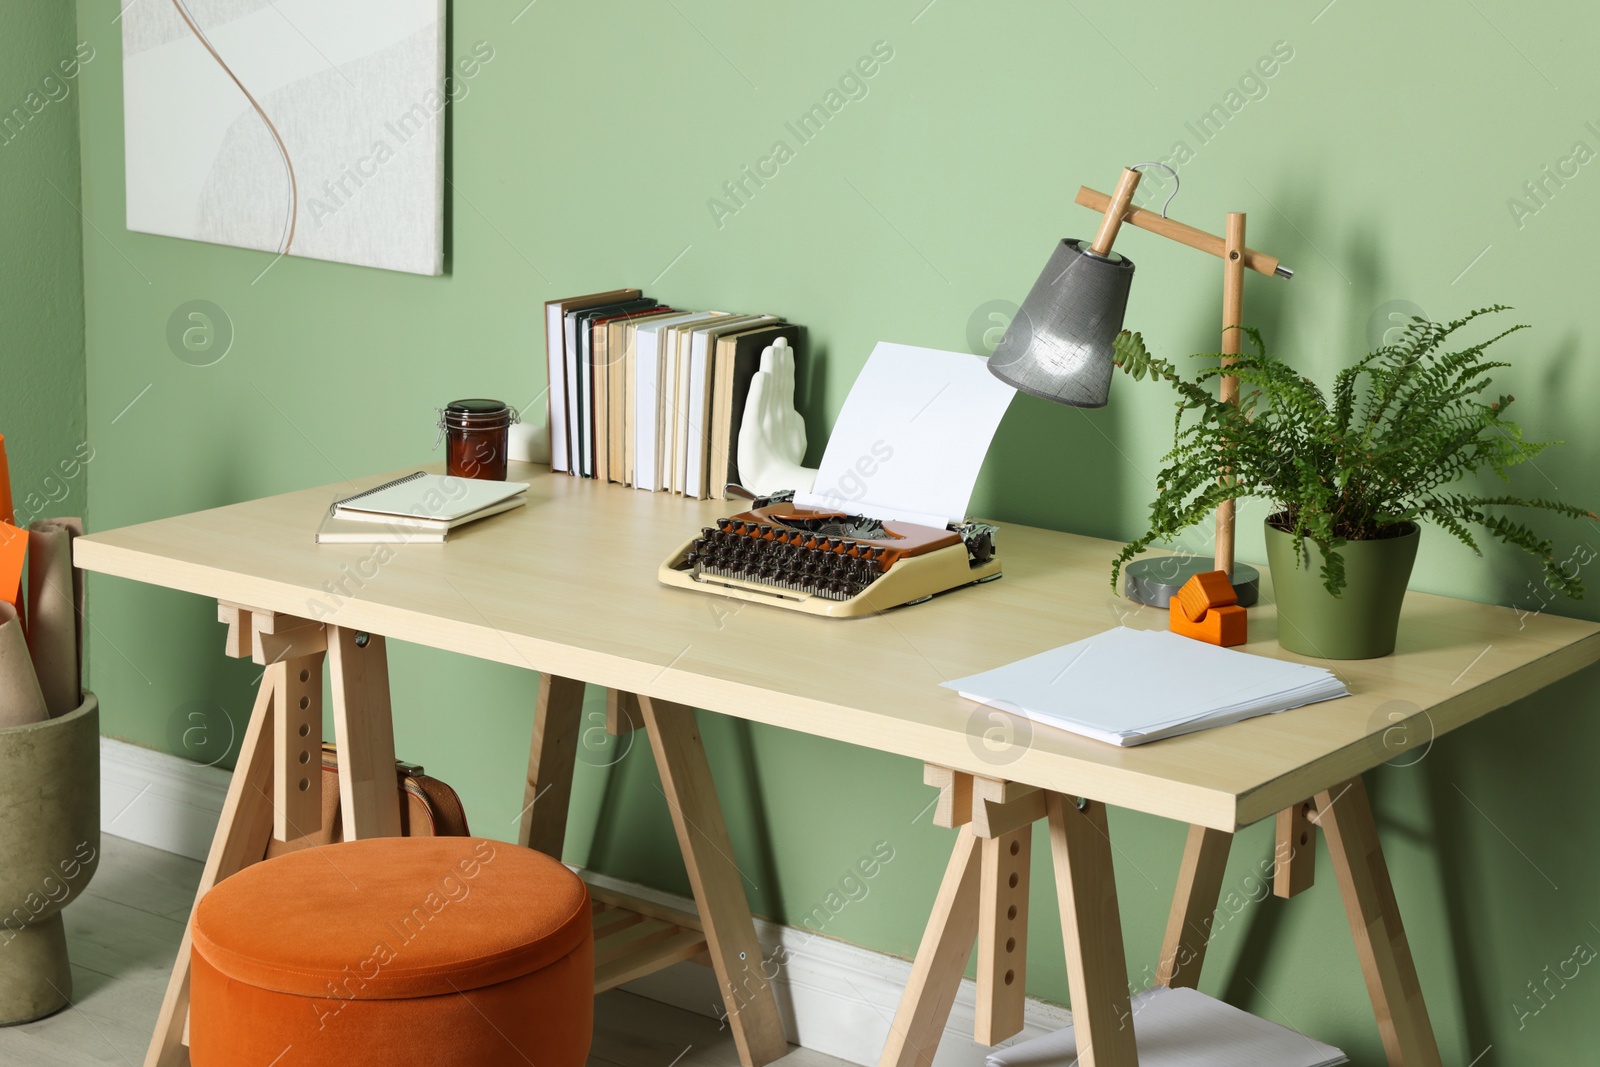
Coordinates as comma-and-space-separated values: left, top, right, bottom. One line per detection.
587, 882, 711, 993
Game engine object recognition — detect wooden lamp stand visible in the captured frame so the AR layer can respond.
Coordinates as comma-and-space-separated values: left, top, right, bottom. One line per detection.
1076, 167, 1293, 608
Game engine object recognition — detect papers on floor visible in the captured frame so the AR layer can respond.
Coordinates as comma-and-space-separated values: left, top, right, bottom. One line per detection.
793, 342, 1015, 527
943, 627, 1347, 747
986, 986, 1348, 1067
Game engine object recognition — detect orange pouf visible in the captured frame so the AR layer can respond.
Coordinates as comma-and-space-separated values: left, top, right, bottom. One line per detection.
190, 837, 592, 1067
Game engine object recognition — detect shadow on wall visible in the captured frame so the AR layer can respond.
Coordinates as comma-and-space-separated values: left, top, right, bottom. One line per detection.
1493, 327, 1593, 612
797, 335, 830, 471
1422, 665, 1600, 1057
977, 388, 1128, 541
1179, 178, 1348, 375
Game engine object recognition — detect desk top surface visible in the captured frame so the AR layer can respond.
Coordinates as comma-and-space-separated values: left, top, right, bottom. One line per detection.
74, 462, 1600, 831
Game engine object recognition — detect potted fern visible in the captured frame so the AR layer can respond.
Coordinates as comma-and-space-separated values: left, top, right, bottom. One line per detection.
1110, 307, 1593, 659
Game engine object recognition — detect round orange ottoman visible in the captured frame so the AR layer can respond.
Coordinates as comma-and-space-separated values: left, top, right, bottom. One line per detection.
189, 837, 592, 1066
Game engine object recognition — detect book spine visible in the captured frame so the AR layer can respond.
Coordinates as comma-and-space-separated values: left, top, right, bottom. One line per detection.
545, 306, 568, 472
634, 328, 659, 491
564, 315, 581, 477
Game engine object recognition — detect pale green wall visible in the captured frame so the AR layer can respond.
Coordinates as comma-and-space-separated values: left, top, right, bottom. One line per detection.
73, 1, 1600, 1062
1, 5, 87, 525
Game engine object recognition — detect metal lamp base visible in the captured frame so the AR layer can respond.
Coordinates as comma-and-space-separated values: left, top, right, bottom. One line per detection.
1124, 556, 1260, 609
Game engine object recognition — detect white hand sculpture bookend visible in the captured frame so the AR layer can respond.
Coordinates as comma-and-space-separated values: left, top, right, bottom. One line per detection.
508, 404, 551, 465
737, 337, 817, 495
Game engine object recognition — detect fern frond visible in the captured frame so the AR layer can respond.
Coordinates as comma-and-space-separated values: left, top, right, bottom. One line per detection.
1110, 308, 1591, 598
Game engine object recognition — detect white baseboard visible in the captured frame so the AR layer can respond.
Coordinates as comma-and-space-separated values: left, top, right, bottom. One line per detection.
100, 739, 1071, 1066
101, 736, 230, 861
586, 869, 1072, 1066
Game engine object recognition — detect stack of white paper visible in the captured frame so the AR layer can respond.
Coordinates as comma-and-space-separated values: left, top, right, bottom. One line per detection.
986, 986, 1347, 1067
943, 627, 1347, 747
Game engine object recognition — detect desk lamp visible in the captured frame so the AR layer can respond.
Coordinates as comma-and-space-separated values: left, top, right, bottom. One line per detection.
988, 164, 1293, 607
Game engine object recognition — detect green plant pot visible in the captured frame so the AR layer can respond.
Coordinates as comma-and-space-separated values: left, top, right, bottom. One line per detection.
1264, 520, 1420, 659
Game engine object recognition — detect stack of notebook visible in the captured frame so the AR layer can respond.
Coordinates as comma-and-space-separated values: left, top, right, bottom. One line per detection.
315, 472, 528, 544
543, 289, 801, 498
943, 627, 1348, 747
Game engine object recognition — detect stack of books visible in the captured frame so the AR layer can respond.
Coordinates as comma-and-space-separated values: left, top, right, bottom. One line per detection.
544, 289, 800, 499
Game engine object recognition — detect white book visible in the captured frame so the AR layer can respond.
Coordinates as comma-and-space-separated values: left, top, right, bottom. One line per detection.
667, 322, 691, 494
987, 986, 1347, 1067
675, 321, 703, 493
544, 303, 569, 473
943, 627, 1347, 747
634, 312, 724, 492
663, 313, 729, 492
563, 311, 582, 477
683, 315, 764, 498
577, 315, 595, 478
684, 326, 716, 499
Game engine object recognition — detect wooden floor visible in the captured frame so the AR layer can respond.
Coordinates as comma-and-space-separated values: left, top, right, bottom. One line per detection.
0, 835, 859, 1067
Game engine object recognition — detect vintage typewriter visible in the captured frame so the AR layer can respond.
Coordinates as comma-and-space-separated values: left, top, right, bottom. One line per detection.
659, 491, 1000, 617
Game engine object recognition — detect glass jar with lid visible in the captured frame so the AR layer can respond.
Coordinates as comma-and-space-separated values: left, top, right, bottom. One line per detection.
438, 399, 518, 481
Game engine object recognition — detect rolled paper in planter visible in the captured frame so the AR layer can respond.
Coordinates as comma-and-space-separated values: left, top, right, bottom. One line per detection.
0, 522, 22, 617
0, 602, 47, 728
0, 436, 20, 618
0, 433, 13, 525
25, 519, 83, 718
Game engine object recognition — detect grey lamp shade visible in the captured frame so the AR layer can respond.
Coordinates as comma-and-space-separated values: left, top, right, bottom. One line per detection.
988, 238, 1135, 408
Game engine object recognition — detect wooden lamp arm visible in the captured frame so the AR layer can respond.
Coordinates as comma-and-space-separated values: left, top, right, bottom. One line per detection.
1074, 167, 1296, 584
1077, 185, 1291, 278
1077, 174, 1293, 582
1088, 168, 1143, 256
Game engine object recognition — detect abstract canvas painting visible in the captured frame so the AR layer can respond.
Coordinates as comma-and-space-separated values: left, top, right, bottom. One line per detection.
122, 0, 445, 276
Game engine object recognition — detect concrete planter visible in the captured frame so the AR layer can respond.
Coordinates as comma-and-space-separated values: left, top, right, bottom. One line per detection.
0, 692, 100, 1025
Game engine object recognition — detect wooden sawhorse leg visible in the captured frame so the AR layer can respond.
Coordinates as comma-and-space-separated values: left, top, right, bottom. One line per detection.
640, 696, 788, 1067
1044, 791, 1138, 1067
879, 822, 984, 1066
328, 626, 402, 838
1156, 795, 1316, 990
143, 658, 278, 1067
1318, 778, 1443, 1067
517, 678, 788, 1067
881, 768, 1137, 1067
1155, 781, 1441, 1067
143, 609, 402, 1067
518, 673, 586, 857
1155, 824, 1232, 989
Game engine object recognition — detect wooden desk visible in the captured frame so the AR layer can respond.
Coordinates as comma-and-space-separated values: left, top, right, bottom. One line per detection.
75, 463, 1600, 1067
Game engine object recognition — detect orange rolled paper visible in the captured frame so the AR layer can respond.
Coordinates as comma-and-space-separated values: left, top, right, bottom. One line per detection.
0, 434, 21, 618
0, 522, 23, 618
0, 433, 13, 525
